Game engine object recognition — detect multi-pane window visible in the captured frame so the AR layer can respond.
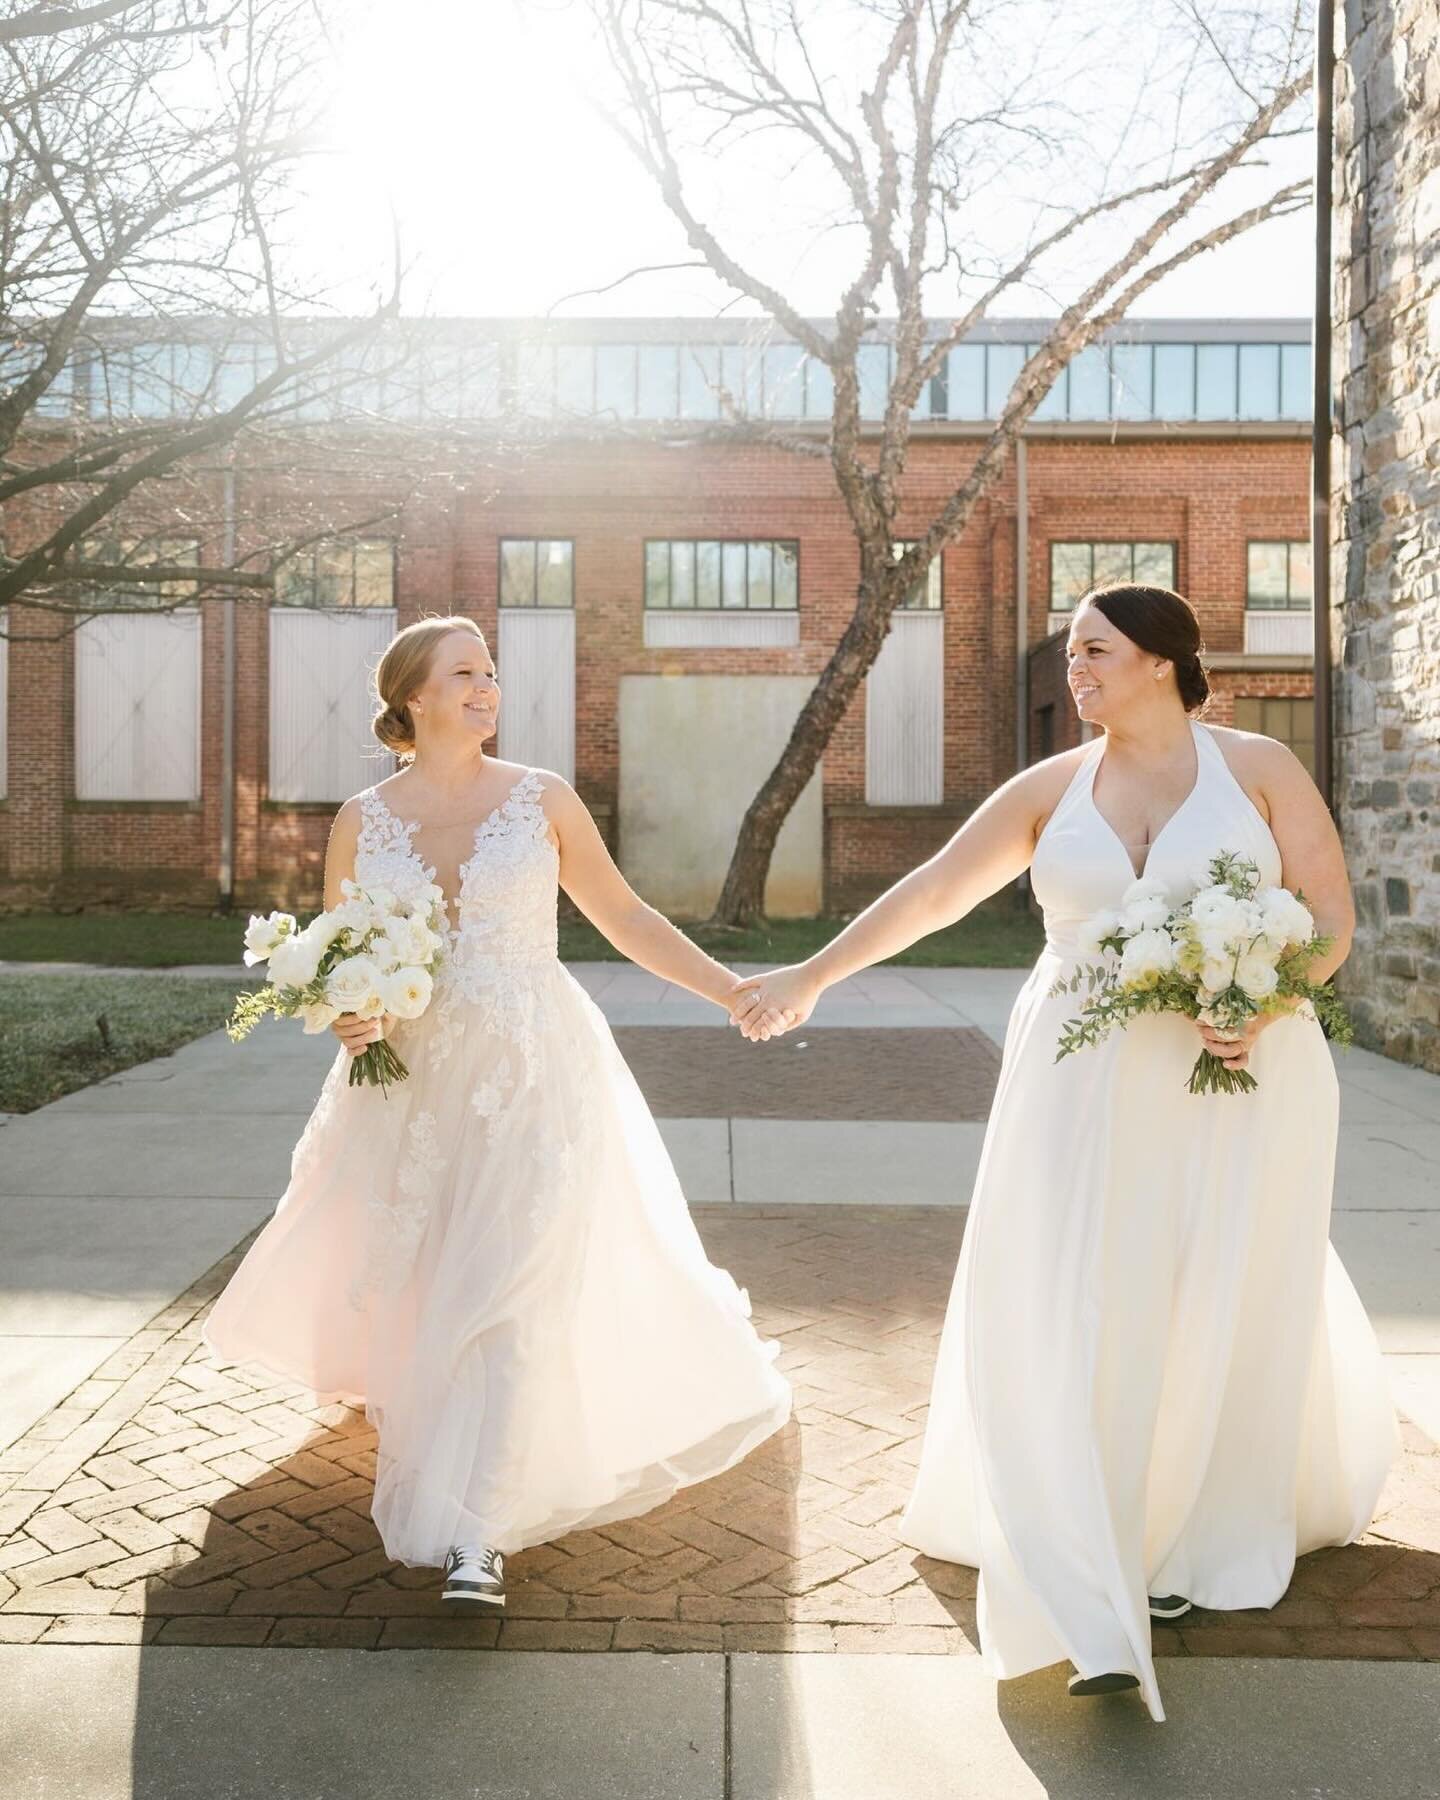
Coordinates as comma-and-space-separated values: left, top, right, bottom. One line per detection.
1233, 696, 1316, 777
644, 540, 799, 610
276, 539, 394, 608
892, 541, 943, 610
1246, 541, 1312, 610
499, 538, 574, 608
76, 535, 201, 606
1049, 542, 1176, 609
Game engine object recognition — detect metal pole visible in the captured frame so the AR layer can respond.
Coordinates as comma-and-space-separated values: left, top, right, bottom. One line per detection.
1313, 0, 1336, 812
218, 462, 237, 910
1015, 434, 1029, 774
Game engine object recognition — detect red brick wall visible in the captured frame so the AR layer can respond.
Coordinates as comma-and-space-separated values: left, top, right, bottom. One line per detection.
0, 430, 1310, 913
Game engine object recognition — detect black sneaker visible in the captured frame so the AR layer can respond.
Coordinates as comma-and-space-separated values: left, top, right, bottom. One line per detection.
1148, 1594, 1192, 1620
1067, 1670, 1141, 1698
441, 1543, 505, 1607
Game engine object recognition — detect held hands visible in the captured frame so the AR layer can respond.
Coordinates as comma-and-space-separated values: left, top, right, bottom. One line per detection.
331, 1011, 399, 1059
724, 965, 821, 1042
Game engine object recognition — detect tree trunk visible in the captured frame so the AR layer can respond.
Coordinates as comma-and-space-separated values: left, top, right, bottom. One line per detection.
710, 573, 896, 926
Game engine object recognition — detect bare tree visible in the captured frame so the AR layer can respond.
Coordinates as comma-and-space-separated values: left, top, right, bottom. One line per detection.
0, 0, 439, 637
592, 0, 1314, 925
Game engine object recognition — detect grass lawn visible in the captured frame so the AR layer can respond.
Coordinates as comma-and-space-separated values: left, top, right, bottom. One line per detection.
0, 973, 259, 1115
0, 901, 1043, 971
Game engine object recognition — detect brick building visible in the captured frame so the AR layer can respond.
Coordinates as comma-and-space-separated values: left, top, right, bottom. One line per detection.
0, 317, 1316, 917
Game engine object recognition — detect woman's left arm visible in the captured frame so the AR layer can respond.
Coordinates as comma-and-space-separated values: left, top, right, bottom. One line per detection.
1248, 735, 1356, 988
539, 772, 752, 1015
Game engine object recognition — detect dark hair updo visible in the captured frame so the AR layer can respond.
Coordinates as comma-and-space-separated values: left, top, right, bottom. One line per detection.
1082, 582, 1212, 714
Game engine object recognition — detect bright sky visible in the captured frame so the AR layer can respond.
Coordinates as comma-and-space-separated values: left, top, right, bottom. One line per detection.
284, 0, 1317, 325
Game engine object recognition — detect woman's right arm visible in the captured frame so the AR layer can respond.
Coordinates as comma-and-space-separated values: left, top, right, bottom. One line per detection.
736, 754, 1076, 1034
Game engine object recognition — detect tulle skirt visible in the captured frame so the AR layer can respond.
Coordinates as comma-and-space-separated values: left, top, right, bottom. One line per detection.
203, 958, 792, 1565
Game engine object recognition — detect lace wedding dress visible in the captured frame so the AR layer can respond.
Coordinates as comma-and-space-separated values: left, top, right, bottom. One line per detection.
203, 766, 791, 1565
898, 721, 1398, 1721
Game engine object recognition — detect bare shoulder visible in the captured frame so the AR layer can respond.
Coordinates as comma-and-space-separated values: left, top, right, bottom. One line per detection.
330, 792, 367, 839
1020, 742, 1095, 842
1201, 722, 1313, 823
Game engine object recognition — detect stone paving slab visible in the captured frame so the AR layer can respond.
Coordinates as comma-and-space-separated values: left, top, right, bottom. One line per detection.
1, 1208, 1435, 1661
613, 1027, 1001, 1121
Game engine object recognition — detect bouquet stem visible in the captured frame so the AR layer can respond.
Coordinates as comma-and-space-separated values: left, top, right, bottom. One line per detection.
1187, 1050, 1258, 1096
348, 1039, 410, 1094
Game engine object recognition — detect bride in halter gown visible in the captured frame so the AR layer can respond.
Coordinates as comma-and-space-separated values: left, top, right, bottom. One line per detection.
203, 617, 790, 1582
735, 585, 1398, 1722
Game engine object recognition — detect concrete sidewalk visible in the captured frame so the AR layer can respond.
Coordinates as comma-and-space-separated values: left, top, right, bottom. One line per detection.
3, 1645, 1439, 1799
1, 963, 1437, 1798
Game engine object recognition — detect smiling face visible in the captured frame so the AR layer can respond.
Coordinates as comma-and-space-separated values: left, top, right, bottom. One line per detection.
410, 629, 499, 743
1065, 600, 1168, 726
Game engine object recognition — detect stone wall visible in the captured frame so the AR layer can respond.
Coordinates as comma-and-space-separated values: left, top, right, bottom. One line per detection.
1334, 0, 1440, 1070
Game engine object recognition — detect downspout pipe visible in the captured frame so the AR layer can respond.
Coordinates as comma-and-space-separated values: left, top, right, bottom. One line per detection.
218, 461, 237, 911
1313, 0, 1336, 812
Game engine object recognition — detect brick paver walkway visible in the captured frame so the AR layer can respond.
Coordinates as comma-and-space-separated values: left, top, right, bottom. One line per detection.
1, 1208, 1435, 1656
613, 1027, 1002, 1120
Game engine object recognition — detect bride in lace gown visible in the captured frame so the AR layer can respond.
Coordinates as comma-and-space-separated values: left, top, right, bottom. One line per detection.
203, 615, 790, 1603
736, 583, 1397, 1720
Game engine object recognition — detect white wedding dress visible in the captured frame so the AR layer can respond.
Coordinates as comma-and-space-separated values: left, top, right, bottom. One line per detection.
203, 766, 791, 1565
899, 720, 1398, 1721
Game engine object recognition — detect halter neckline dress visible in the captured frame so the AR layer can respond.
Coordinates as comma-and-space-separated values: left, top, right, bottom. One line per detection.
899, 720, 1398, 1721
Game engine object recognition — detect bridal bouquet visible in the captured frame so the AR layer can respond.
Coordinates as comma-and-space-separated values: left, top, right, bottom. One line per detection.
226, 877, 448, 1092
1049, 850, 1352, 1095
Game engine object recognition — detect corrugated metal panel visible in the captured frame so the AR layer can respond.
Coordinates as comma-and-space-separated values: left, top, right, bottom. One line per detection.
0, 609, 7, 800
74, 609, 201, 800
642, 611, 800, 649
498, 607, 575, 781
269, 607, 397, 802
1244, 610, 1313, 654
864, 611, 944, 804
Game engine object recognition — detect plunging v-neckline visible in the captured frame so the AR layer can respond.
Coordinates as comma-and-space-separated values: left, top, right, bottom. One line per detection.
367, 770, 536, 937
1088, 721, 1204, 883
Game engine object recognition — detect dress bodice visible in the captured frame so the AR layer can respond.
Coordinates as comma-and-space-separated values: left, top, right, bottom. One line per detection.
1030, 721, 1283, 959
355, 766, 559, 988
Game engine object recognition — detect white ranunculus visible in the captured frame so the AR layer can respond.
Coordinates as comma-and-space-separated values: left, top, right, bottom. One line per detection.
1118, 927, 1177, 988
298, 999, 340, 1034
367, 933, 403, 973
384, 966, 433, 1020
1258, 885, 1315, 947
268, 927, 324, 990
1076, 906, 1122, 957
326, 954, 384, 1014
1190, 887, 1250, 933
329, 896, 373, 938
1235, 952, 1280, 1000
1117, 878, 1171, 933
242, 911, 294, 966
1196, 922, 1242, 964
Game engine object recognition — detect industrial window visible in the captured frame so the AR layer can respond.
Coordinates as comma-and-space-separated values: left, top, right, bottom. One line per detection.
892, 541, 943, 610
643, 540, 799, 610
1246, 541, 1312, 611
1049, 542, 1176, 609
499, 539, 574, 609
276, 539, 395, 609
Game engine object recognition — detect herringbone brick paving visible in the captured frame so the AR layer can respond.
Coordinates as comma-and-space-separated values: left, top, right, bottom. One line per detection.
1, 1207, 1435, 1656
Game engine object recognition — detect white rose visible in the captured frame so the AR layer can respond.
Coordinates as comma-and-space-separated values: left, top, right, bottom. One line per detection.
1197, 923, 1240, 964
326, 954, 385, 1016
298, 999, 340, 1034
388, 915, 439, 965
242, 911, 295, 966
1235, 952, 1280, 1000
1118, 927, 1177, 988
1190, 888, 1250, 935
330, 896, 373, 938
383, 966, 433, 1020
268, 928, 324, 990
305, 910, 348, 952
1200, 954, 1236, 993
